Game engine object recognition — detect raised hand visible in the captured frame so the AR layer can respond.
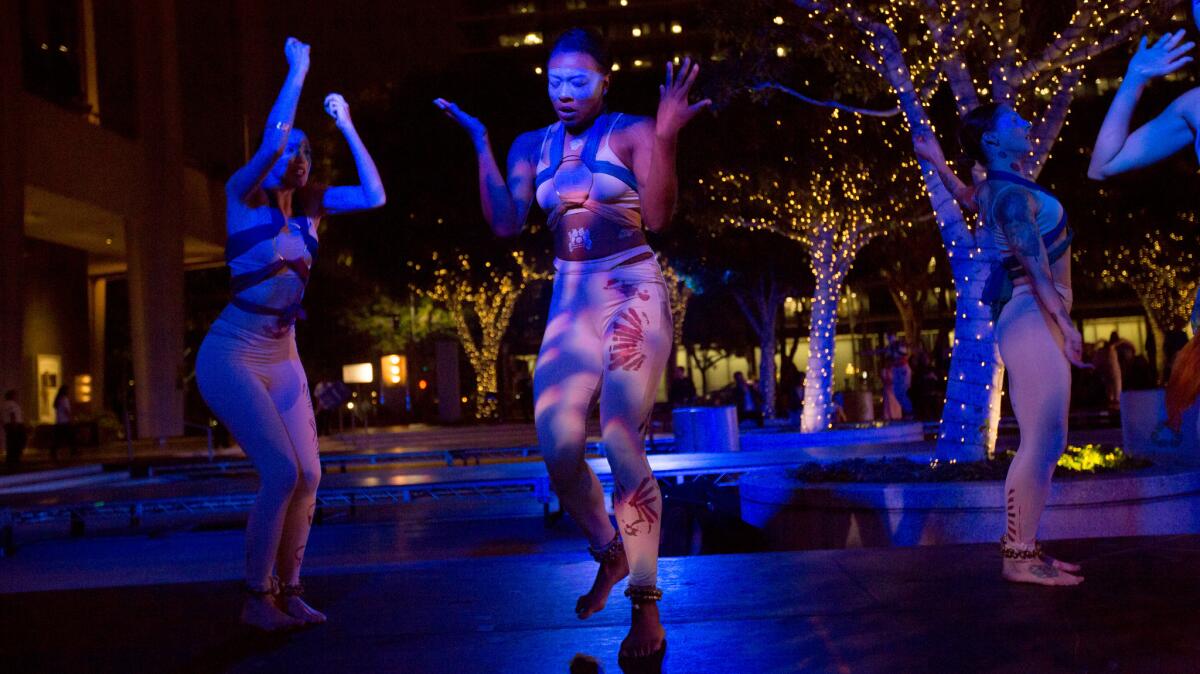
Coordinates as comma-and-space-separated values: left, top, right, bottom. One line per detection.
285, 37, 310, 75
655, 57, 711, 140
911, 128, 945, 165
324, 93, 352, 131
1126, 30, 1194, 84
433, 98, 487, 145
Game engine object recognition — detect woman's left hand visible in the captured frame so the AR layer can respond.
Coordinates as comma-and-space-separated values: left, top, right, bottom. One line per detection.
655, 57, 711, 140
324, 93, 353, 131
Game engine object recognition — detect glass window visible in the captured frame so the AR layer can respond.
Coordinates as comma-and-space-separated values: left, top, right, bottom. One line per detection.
21, 0, 86, 110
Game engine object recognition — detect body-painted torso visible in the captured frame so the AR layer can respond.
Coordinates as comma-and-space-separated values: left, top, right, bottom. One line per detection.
533, 112, 648, 261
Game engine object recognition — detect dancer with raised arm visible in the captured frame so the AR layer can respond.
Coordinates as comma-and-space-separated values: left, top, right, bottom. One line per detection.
196, 37, 385, 632
920, 103, 1091, 586
436, 27, 708, 668
1088, 24, 1200, 434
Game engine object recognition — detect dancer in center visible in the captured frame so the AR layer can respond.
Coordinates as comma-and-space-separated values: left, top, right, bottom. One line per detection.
436, 28, 708, 666
919, 104, 1089, 586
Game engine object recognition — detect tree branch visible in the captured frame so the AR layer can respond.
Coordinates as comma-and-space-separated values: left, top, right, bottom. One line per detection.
752, 82, 900, 117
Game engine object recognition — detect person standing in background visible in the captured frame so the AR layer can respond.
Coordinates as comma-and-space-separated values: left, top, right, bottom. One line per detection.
3, 390, 26, 468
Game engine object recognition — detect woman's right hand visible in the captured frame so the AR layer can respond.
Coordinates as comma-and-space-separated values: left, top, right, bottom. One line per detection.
285, 37, 310, 74
1125, 30, 1194, 86
911, 128, 943, 165
1062, 325, 1092, 370
434, 98, 487, 145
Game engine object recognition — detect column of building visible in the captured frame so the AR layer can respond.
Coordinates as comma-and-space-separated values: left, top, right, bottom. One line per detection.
125, 0, 187, 439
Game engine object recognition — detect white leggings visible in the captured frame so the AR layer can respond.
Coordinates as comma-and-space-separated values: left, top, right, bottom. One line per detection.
996, 283, 1072, 549
196, 317, 320, 589
534, 246, 673, 587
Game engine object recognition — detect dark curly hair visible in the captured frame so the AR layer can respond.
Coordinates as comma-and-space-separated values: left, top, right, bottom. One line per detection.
548, 27, 613, 71
958, 103, 1003, 165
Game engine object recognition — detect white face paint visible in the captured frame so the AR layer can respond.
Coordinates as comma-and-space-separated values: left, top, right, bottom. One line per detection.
546, 63, 607, 125
548, 68, 604, 100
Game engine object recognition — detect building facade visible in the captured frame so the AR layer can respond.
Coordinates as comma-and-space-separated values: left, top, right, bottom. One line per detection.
1, 0, 277, 440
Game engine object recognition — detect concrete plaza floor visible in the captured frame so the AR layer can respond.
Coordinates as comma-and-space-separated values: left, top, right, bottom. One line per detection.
2, 528, 1199, 673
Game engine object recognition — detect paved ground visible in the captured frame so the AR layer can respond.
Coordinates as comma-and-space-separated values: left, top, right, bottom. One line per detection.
2, 533, 1198, 673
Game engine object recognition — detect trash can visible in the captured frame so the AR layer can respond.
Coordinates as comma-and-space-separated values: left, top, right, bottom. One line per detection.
843, 391, 875, 423
672, 406, 740, 453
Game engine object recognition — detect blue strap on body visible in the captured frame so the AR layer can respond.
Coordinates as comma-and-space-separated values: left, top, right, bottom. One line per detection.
223, 206, 318, 328
980, 171, 1073, 322
224, 208, 319, 263
534, 113, 639, 192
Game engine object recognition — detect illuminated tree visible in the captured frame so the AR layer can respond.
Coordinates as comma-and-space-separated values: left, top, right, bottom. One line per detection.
1095, 226, 1199, 372
659, 254, 695, 353
700, 115, 919, 430
412, 251, 550, 419
717, 0, 1184, 456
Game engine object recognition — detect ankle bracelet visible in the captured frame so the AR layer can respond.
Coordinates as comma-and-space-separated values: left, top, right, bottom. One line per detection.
624, 584, 663, 607
587, 532, 624, 564
999, 536, 1044, 561
244, 583, 276, 597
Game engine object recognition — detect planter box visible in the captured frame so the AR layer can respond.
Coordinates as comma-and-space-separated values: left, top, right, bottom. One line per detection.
739, 422, 926, 452
740, 462, 1200, 550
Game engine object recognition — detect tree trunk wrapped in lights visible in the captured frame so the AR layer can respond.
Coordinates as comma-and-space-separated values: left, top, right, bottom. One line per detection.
770, 0, 1181, 457
699, 116, 910, 429
414, 251, 549, 419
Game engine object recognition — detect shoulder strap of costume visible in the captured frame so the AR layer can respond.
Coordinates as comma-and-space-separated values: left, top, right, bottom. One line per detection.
534, 123, 564, 186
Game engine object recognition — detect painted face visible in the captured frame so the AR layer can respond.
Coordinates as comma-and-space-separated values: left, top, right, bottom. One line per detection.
546, 51, 609, 127
266, 131, 312, 189
984, 106, 1033, 160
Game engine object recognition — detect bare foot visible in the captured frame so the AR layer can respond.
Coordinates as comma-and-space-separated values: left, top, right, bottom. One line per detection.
620, 601, 666, 660
576, 550, 629, 619
1002, 558, 1084, 586
241, 595, 304, 632
1039, 552, 1083, 574
280, 594, 327, 624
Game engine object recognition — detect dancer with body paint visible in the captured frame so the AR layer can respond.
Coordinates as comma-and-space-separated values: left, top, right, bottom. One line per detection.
436, 27, 708, 667
918, 104, 1089, 586
196, 37, 385, 631
1088, 23, 1200, 433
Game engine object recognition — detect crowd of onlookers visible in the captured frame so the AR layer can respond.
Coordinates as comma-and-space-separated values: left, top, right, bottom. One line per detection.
665, 328, 1181, 427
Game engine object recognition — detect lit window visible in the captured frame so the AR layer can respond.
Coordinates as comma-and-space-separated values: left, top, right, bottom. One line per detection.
611, 62, 621, 71
498, 32, 544, 48
632, 26, 642, 37
775, 45, 788, 58
671, 23, 682, 34
773, 15, 784, 25
534, 66, 543, 75
507, 2, 536, 14
566, 0, 588, 8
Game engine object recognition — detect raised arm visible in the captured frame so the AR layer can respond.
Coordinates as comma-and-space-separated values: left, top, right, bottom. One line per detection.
912, 130, 977, 213
320, 94, 386, 215
1089, 31, 1196, 181
638, 58, 711, 232
991, 186, 1087, 368
227, 38, 310, 201
433, 99, 535, 238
